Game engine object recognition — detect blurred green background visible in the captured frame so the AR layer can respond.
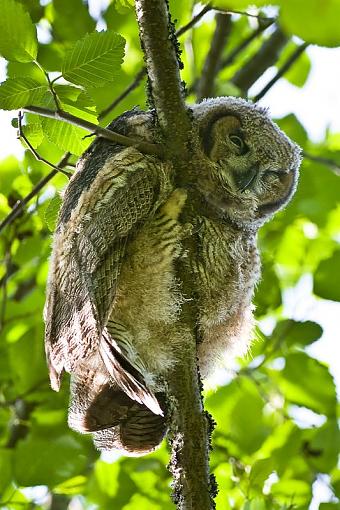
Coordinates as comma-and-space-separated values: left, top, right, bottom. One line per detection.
0, 0, 339, 508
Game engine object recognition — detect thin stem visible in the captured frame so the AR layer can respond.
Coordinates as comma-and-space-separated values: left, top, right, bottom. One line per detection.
34, 60, 62, 110
18, 111, 72, 178
214, 7, 276, 22
0, 152, 71, 235
176, 3, 212, 37
254, 42, 309, 102
22, 105, 164, 157
98, 68, 146, 120
188, 17, 274, 97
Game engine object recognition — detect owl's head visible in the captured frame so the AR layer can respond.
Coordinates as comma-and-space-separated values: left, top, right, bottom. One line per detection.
192, 97, 301, 228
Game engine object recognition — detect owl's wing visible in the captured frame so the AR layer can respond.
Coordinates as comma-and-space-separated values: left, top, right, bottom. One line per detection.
44, 146, 167, 413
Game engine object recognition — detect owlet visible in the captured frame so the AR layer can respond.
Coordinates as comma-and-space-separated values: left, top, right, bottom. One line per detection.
44, 97, 301, 455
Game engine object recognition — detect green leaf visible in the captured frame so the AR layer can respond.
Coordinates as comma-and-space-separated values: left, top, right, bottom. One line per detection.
243, 499, 266, 510
62, 31, 125, 89
41, 117, 91, 155
276, 114, 308, 147
0, 156, 21, 194
306, 419, 340, 472
50, 0, 96, 42
271, 479, 312, 506
254, 261, 282, 317
44, 194, 62, 232
0, 0, 38, 62
280, 0, 340, 47
314, 250, 340, 301
319, 504, 340, 510
249, 458, 275, 490
21, 117, 44, 149
14, 434, 87, 486
0, 449, 13, 493
0, 78, 48, 110
272, 319, 323, 348
274, 352, 337, 416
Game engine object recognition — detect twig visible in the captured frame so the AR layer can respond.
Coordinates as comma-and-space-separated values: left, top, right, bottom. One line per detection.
218, 18, 274, 71
197, 12, 232, 101
188, 18, 274, 96
98, 3, 212, 121
22, 105, 164, 157
34, 60, 62, 111
18, 111, 72, 178
0, 240, 11, 332
254, 42, 309, 102
214, 8, 276, 22
176, 3, 212, 37
6, 399, 35, 448
303, 151, 340, 175
231, 25, 289, 93
98, 68, 146, 120
0, 152, 71, 235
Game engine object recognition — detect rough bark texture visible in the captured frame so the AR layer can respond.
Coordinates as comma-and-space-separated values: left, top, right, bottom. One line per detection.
135, 1, 213, 509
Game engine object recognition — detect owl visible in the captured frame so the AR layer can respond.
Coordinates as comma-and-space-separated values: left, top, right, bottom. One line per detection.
44, 97, 301, 455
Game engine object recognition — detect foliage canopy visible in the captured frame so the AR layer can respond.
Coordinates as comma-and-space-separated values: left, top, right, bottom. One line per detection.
0, 0, 339, 509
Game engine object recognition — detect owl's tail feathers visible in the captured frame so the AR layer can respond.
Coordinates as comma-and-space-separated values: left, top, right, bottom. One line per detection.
99, 332, 163, 417
93, 394, 167, 456
69, 379, 166, 456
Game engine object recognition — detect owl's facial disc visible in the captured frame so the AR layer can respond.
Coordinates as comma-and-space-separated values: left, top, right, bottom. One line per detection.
200, 112, 299, 225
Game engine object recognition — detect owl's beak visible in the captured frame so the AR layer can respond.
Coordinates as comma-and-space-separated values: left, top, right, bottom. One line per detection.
233, 167, 257, 193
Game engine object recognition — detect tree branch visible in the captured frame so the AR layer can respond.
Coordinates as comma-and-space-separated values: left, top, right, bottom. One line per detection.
135, 0, 191, 155
135, 1, 212, 509
0, 152, 71, 235
197, 12, 232, 101
231, 25, 289, 93
98, 3, 212, 121
22, 106, 164, 157
254, 42, 309, 102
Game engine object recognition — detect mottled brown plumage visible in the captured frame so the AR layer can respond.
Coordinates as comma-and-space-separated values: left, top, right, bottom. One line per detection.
44, 97, 301, 455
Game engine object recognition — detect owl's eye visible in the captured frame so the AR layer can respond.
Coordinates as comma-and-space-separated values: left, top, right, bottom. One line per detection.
229, 134, 247, 154
263, 170, 286, 180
